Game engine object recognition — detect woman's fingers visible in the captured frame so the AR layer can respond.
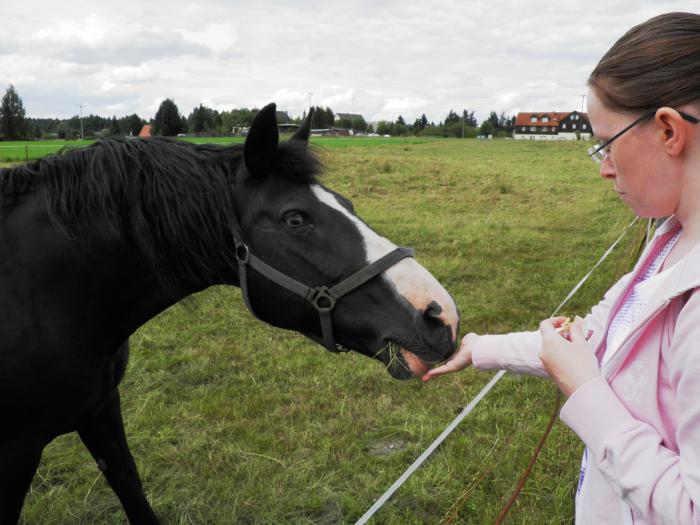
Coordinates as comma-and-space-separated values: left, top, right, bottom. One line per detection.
421, 359, 462, 381
421, 333, 476, 382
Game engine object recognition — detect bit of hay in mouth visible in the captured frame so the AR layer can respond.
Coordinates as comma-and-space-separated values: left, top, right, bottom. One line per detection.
375, 341, 418, 376
387, 341, 409, 371
374, 341, 412, 375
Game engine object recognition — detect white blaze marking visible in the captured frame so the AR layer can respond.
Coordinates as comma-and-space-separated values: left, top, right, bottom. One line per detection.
311, 185, 458, 340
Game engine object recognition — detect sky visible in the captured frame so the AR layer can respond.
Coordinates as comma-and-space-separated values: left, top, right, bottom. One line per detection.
1, 0, 696, 124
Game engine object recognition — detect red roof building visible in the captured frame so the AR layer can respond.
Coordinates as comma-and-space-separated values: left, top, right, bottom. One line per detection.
513, 111, 592, 140
138, 124, 152, 138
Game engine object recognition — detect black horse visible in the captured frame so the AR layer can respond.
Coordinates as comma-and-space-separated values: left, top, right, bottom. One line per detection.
0, 103, 459, 524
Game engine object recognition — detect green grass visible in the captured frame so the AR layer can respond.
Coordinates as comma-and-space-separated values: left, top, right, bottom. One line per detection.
0, 135, 448, 162
16, 138, 643, 524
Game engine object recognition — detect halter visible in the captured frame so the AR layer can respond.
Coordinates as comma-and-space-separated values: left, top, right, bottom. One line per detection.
234, 241, 414, 353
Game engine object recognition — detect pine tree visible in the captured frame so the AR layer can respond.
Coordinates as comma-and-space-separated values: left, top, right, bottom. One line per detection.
190, 104, 210, 133
311, 106, 332, 128
488, 111, 500, 132
311, 106, 324, 128
109, 117, 121, 136
445, 110, 460, 124
0, 85, 29, 140
121, 114, 145, 136
153, 98, 184, 136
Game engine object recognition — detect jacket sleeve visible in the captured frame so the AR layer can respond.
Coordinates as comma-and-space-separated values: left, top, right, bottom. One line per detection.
471, 330, 547, 376
471, 272, 632, 377
560, 290, 700, 524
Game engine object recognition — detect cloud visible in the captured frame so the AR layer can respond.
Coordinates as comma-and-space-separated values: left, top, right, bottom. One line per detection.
108, 65, 157, 85
378, 97, 430, 120
0, 0, 695, 121
31, 15, 210, 66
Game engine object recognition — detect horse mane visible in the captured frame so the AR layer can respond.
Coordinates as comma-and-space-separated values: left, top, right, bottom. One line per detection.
0, 137, 322, 293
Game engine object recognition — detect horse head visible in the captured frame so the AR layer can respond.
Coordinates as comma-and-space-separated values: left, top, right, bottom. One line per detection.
232, 103, 459, 379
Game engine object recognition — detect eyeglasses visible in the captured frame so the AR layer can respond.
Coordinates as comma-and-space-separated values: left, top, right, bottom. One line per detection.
588, 108, 700, 164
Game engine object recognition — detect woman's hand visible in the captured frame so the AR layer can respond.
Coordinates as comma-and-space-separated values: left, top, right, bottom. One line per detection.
421, 332, 477, 382
539, 316, 600, 397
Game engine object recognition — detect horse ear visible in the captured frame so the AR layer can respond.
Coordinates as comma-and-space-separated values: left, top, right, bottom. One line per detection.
291, 107, 314, 143
244, 103, 279, 179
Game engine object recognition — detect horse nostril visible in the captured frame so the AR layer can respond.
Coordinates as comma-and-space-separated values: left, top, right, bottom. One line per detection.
424, 300, 443, 321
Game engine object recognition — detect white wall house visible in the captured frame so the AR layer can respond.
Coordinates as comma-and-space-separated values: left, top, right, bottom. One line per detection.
513, 111, 593, 140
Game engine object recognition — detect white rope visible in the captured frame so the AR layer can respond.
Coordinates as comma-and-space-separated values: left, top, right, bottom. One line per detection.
355, 216, 640, 525
551, 216, 639, 315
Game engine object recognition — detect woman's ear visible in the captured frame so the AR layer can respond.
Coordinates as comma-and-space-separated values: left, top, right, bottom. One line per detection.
656, 108, 689, 157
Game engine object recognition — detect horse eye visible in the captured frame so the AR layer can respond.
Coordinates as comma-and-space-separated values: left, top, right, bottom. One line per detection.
284, 212, 308, 229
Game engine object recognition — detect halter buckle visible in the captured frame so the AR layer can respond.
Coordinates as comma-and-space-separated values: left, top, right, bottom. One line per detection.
235, 243, 250, 264
307, 286, 337, 311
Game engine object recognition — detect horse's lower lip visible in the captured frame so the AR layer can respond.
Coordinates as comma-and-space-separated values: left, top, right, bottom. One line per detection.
400, 349, 429, 377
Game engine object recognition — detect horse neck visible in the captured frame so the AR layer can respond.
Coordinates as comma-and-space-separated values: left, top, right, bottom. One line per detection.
60, 141, 244, 338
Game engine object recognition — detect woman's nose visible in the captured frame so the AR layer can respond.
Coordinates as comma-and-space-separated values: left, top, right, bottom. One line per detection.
599, 157, 615, 179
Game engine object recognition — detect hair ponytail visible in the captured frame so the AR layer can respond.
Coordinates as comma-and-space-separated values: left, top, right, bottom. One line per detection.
589, 12, 700, 113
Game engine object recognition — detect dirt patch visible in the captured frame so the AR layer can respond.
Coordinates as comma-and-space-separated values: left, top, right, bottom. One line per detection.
368, 439, 407, 456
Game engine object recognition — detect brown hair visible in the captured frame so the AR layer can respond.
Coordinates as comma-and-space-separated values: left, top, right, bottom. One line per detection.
589, 12, 700, 113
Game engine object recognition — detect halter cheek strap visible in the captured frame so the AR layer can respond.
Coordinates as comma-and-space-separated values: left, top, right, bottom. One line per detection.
235, 242, 415, 353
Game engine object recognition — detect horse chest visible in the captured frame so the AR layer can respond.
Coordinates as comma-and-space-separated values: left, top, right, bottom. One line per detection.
0, 341, 129, 441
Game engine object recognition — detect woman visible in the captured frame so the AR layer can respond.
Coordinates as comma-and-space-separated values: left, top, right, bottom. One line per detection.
423, 12, 700, 524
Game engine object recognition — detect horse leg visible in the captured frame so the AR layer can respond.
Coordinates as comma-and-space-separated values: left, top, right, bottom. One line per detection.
0, 442, 43, 525
77, 388, 160, 525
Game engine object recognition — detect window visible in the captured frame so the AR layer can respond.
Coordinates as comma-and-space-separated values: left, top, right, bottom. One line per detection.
573, 123, 577, 130
530, 126, 537, 132
562, 123, 567, 130
542, 116, 549, 123
582, 123, 587, 130
521, 127, 526, 131
530, 116, 537, 123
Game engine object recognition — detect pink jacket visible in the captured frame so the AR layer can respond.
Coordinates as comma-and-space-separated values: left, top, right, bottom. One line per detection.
471, 216, 700, 524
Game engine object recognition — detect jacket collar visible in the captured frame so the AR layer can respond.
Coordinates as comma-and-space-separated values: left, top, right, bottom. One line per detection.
646, 216, 700, 300
598, 216, 700, 377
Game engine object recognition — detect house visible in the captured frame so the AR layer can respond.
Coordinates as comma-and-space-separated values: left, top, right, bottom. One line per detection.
513, 111, 592, 140
335, 112, 366, 123
275, 110, 291, 124
138, 124, 152, 138
310, 128, 350, 136
278, 123, 300, 134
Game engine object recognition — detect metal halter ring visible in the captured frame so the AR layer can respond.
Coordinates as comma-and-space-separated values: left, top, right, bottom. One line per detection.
235, 243, 250, 264
307, 286, 337, 311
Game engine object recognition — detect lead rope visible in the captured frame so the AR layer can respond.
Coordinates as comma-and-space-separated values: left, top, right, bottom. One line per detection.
355, 216, 640, 525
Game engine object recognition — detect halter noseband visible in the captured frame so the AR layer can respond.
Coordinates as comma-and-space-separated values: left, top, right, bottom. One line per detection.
234, 241, 414, 353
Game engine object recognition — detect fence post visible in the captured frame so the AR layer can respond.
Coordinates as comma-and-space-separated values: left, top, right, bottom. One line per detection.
25, 144, 29, 161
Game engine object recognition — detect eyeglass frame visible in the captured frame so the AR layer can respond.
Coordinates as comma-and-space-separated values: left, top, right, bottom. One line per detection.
588, 108, 700, 164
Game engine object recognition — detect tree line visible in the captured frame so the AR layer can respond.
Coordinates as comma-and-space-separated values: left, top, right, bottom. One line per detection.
0, 85, 516, 140
374, 110, 515, 138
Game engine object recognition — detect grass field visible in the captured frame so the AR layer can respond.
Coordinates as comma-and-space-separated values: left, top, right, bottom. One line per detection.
0, 137, 246, 162
12, 137, 643, 524
0, 135, 433, 162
